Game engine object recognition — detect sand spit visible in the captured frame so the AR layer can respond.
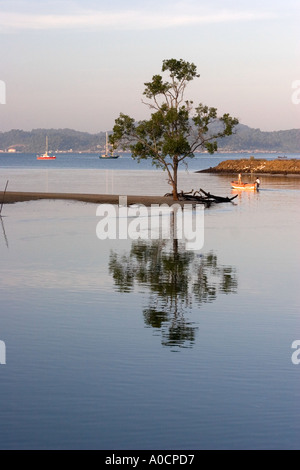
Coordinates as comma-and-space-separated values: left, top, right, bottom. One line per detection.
0, 191, 176, 207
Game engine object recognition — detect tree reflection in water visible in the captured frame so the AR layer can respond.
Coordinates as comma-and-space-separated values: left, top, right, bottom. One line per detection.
109, 239, 238, 349
0, 216, 9, 249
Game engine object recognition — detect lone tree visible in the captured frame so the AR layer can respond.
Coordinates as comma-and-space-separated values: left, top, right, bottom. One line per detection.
110, 58, 239, 200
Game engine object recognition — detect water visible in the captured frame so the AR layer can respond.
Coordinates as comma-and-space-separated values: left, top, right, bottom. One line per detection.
0, 151, 227, 171
1, 152, 299, 195
0, 154, 299, 449
0, 151, 299, 171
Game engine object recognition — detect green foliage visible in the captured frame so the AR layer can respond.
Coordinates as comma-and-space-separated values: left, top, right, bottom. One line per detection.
162, 58, 199, 80
143, 74, 171, 99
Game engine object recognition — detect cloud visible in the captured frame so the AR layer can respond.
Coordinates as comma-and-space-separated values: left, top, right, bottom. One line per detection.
0, 9, 277, 33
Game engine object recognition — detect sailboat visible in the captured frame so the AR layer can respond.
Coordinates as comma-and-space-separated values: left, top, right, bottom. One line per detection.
99, 132, 119, 159
37, 136, 56, 160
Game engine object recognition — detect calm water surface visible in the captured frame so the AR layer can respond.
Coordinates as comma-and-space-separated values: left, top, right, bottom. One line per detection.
0, 156, 299, 449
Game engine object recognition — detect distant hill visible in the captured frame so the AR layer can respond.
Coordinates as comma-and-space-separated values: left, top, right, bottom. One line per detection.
217, 124, 300, 153
0, 128, 106, 153
0, 124, 299, 153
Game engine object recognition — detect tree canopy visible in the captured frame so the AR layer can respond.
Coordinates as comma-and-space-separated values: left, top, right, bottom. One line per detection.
110, 58, 239, 199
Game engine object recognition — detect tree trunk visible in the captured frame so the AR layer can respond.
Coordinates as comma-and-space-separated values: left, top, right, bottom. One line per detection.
172, 159, 179, 201
172, 187, 178, 200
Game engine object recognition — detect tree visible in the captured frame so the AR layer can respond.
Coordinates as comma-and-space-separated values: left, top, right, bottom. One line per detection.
110, 58, 239, 200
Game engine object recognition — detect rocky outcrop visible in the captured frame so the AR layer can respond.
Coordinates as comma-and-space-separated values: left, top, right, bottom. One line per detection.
198, 158, 300, 175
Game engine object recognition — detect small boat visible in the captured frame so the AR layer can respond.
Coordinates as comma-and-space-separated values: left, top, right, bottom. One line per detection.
37, 136, 56, 160
231, 181, 258, 190
99, 132, 119, 159
277, 156, 287, 160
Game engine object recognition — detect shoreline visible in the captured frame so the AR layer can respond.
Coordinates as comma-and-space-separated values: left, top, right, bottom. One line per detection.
0, 191, 176, 207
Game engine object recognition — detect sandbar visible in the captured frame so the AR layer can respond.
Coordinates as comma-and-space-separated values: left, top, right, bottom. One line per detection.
0, 191, 176, 206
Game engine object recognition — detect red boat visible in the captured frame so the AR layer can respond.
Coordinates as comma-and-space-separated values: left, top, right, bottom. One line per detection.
37, 136, 56, 160
37, 155, 56, 160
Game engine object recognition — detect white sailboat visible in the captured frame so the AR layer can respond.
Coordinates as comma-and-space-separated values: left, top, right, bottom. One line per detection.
99, 132, 119, 159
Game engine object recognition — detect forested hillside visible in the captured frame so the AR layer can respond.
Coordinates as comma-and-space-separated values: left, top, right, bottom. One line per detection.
0, 125, 299, 153
218, 124, 300, 153
0, 128, 106, 153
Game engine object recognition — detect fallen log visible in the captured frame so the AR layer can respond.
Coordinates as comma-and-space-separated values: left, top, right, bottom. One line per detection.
163, 189, 238, 204
199, 188, 238, 203
164, 191, 209, 204
180, 194, 207, 203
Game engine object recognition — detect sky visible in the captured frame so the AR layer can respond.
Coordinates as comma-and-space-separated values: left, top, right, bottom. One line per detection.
0, 0, 299, 133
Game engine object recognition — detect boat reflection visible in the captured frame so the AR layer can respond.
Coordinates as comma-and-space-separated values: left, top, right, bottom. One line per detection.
109, 238, 238, 350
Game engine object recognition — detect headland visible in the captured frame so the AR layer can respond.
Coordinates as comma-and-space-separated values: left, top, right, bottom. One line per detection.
198, 158, 300, 175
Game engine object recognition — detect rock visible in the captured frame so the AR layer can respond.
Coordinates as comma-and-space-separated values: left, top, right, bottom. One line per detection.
198, 158, 300, 174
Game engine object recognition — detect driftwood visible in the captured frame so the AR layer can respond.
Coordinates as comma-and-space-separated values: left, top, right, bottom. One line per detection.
164, 188, 238, 205
199, 188, 238, 203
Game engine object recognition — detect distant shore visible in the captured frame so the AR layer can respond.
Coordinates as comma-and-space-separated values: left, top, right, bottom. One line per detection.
198, 158, 300, 175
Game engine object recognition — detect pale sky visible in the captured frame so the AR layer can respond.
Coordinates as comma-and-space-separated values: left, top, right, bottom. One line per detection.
0, 0, 299, 133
